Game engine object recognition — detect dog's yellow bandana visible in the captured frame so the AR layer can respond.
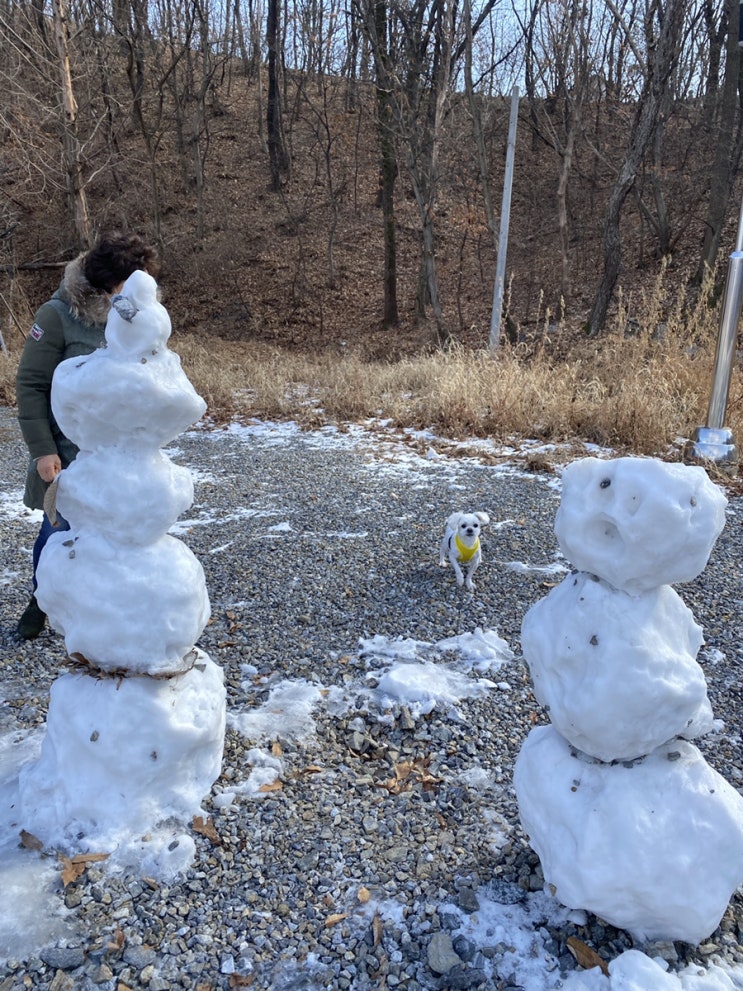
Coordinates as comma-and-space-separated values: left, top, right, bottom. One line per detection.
454, 534, 479, 562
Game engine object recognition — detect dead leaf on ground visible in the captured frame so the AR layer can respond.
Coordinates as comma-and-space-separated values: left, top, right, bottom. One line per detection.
229, 976, 254, 988
372, 912, 383, 947
192, 815, 221, 845
325, 912, 349, 928
271, 741, 283, 757
108, 928, 125, 953
301, 765, 323, 775
258, 779, 283, 793
377, 756, 441, 795
19, 829, 43, 851
357, 886, 371, 904
59, 852, 110, 887
566, 937, 610, 975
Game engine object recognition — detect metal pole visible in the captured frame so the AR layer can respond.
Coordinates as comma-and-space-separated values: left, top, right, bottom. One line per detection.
489, 85, 519, 350
685, 249, 740, 470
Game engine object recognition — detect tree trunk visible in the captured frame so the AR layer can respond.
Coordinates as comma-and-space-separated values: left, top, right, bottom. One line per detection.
463, 0, 496, 246
267, 0, 289, 190
696, 0, 743, 283
588, 0, 684, 337
374, 0, 398, 326
52, 0, 90, 246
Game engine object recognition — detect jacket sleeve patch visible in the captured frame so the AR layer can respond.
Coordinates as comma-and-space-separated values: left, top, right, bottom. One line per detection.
30, 323, 45, 341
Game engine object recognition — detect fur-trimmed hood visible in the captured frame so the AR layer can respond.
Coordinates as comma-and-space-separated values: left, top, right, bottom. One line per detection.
58, 254, 112, 327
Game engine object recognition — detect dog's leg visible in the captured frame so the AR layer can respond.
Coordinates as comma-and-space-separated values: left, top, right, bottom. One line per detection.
452, 560, 465, 587
439, 535, 449, 567
465, 557, 480, 592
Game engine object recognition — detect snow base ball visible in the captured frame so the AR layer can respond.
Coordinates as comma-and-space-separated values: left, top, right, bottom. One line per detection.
18, 653, 225, 868
514, 726, 743, 945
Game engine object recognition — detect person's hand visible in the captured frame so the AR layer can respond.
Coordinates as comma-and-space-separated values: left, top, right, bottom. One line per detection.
36, 454, 62, 483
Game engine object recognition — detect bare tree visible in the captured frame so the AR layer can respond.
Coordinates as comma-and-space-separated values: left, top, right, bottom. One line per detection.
52, 0, 91, 244
695, 0, 743, 283
588, 0, 686, 336
267, 0, 290, 188
523, 0, 601, 305
357, 0, 472, 341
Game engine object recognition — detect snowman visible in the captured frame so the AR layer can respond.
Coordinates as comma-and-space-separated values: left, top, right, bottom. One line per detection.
514, 456, 743, 944
18, 271, 226, 876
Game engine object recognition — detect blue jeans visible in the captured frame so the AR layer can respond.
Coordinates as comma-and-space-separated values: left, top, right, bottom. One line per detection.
32, 511, 70, 592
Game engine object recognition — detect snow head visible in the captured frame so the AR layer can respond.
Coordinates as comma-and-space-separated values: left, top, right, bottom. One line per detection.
554, 457, 727, 594
106, 269, 171, 358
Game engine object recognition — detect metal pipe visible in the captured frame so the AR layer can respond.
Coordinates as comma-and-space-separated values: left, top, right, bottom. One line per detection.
707, 251, 743, 428
684, 250, 740, 471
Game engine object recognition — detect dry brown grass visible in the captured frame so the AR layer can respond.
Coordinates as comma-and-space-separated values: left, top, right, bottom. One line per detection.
171, 330, 738, 458
1, 269, 741, 465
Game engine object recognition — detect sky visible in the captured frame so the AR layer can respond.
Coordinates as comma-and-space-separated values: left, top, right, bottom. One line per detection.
1, 417, 742, 990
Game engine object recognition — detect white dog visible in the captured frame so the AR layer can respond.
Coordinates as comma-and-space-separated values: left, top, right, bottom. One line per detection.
439, 511, 490, 591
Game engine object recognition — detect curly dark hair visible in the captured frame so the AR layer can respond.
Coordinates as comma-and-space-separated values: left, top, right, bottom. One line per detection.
83, 232, 162, 292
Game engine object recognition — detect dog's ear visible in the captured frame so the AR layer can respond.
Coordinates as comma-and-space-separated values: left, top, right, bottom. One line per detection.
475, 512, 490, 525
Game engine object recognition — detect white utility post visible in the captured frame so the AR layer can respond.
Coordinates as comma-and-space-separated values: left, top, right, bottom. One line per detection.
489, 84, 520, 350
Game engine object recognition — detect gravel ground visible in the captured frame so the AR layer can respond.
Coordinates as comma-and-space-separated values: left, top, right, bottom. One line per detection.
0, 403, 742, 991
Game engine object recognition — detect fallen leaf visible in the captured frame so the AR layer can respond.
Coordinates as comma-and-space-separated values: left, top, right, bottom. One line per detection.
193, 816, 221, 845
301, 765, 323, 775
19, 830, 43, 851
566, 937, 610, 975
108, 928, 125, 952
271, 741, 283, 757
60, 856, 85, 887
229, 977, 254, 988
377, 756, 441, 795
59, 851, 110, 887
258, 779, 283, 793
325, 913, 349, 928
357, 886, 371, 904
372, 911, 383, 947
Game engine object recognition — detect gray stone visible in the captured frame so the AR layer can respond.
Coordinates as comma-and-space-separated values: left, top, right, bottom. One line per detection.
427, 932, 462, 975
40, 948, 85, 971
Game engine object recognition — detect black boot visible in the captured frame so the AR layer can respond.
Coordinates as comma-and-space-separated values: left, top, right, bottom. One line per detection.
17, 595, 47, 639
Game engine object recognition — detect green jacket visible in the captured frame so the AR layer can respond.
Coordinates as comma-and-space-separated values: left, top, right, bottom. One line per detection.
16, 256, 109, 510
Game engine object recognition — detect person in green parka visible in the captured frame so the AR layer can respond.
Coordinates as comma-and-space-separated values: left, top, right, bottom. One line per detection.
15, 231, 161, 639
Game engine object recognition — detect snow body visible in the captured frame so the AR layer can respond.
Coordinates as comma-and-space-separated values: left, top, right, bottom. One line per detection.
520, 571, 711, 761
20, 270, 224, 873
514, 455, 741, 944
